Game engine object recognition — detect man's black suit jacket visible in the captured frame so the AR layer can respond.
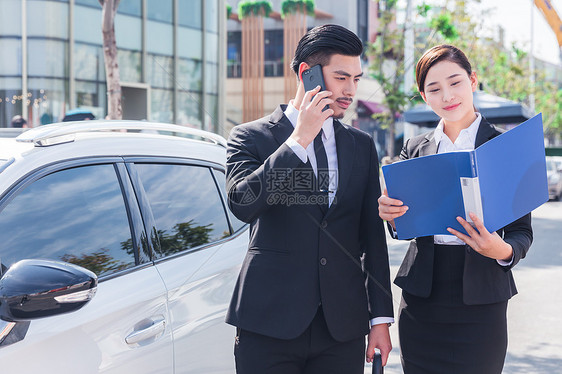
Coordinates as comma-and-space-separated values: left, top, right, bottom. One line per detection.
225, 105, 393, 342
393, 119, 533, 304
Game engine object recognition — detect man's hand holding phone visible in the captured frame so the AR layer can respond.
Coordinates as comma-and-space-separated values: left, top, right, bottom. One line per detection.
290, 65, 334, 149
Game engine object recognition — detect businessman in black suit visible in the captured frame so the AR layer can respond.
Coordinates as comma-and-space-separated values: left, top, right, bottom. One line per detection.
225, 25, 394, 374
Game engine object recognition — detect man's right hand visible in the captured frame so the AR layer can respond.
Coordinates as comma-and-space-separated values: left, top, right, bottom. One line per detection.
378, 188, 408, 229
290, 86, 334, 149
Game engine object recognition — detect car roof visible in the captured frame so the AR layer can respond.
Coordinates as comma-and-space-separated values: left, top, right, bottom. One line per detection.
0, 121, 228, 183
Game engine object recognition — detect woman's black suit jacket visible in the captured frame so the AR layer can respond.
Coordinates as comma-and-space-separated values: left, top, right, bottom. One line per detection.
393, 119, 533, 305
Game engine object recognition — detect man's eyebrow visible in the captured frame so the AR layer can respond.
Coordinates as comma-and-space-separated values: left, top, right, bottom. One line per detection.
426, 73, 462, 87
332, 70, 364, 78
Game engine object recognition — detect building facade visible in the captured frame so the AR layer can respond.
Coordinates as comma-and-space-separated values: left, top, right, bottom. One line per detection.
224, 0, 385, 148
0, 0, 226, 134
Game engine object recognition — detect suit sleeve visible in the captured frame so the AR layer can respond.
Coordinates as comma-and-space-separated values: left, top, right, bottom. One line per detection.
361, 138, 394, 319
226, 124, 303, 223
499, 213, 533, 271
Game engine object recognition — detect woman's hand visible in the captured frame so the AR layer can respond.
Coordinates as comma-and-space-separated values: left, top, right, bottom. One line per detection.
447, 213, 513, 261
378, 189, 408, 229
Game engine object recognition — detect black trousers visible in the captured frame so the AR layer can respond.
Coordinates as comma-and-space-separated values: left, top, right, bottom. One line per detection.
399, 244, 508, 374
234, 306, 365, 374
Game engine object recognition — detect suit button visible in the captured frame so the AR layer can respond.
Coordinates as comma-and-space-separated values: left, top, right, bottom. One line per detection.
321, 221, 327, 229
320, 258, 327, 265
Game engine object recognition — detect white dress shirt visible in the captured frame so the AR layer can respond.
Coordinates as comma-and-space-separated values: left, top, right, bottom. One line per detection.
284, 102, 338, 207
433, 113, 513, 266
283, 102, 395, 327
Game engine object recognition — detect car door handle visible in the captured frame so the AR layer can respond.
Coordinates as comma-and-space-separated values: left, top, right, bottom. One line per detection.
125, 317, 166, 345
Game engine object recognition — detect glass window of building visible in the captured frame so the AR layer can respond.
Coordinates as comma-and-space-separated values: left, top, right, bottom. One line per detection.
177, 27, 202, 60
27, 0, 69, 38
151, 88, 173, 123
147, 0, 172, 23
204, 94, 218, 132
0, 39, 22, 76
117, 0, 141, 16
74, 4, 102, 45
74, 43, 102, 81
75, 0, 101, 8
205, 0, 219, 33
178, 0, 202, 28
0, 0, 23, 37
28, 39, 68, 78
205, 63, 218, 94
0, 78, 23, 128
115, 13, 142, 51
177, 58, 201, 91
147, 55, 173, 88
27, 79, 67, 125
205, 32, 219, 63
146, 21, 173, 56
177, 90, 201, 128
118, 50, 142, 83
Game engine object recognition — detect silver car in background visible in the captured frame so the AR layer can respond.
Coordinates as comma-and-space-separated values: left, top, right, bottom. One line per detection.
546, 156, 562, 200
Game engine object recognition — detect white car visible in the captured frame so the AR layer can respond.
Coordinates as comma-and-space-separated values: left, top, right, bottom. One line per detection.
0, 121, 248, 373
546, 156, 562, 200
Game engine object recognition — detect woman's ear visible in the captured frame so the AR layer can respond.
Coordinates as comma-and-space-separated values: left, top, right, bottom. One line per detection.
470, 71, 478, 92
298, 62, 311, 83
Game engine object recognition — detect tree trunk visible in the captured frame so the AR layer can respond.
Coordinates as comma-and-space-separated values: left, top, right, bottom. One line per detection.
100, 0, 122, 120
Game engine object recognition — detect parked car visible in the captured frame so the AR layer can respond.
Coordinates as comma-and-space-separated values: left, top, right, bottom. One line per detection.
546, 156, 562, 200
0, 121, 248, 373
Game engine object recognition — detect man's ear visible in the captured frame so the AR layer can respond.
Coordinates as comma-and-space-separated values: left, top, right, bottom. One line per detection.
298, 62, 311, 82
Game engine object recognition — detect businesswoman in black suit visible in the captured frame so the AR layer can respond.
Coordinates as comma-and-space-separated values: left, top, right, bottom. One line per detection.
378, 44, 533, 374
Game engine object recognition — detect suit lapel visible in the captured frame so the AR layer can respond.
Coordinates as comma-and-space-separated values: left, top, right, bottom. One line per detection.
268, 105, 294, 146
418, 131, 439, 156
474, 118, 499, 147
268, 105, 317, 204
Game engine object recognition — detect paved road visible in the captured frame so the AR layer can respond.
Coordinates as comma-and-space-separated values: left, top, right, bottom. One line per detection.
365, 201, 562, 374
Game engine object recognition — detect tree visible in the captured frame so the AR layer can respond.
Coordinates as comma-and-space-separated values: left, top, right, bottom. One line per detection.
369, 0, 457, 157
99, 0, 122, 120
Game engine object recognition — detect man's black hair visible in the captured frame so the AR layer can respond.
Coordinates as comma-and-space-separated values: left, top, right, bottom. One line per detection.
290, 24, 364, 75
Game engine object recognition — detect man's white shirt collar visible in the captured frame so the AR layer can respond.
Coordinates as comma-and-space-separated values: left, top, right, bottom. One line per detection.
285, 101, 334, 141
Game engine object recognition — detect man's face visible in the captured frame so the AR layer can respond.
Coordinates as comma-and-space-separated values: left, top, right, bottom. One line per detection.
321, 54, 363, 119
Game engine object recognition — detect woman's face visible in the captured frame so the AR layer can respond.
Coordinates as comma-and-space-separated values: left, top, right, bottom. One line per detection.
420, 60, 478, 126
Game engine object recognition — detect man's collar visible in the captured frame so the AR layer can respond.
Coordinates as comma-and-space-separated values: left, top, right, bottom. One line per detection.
285, 101, 334, 141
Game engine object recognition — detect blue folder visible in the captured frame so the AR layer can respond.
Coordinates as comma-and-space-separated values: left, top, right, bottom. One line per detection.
382, 113, 549, 240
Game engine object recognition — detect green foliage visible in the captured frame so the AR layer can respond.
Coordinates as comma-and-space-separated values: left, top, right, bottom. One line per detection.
280, 0, 315, 18
417, 3, 431, 17
227, 4, 232, 19
238, 0, 273, 19
429, 14, 459, 41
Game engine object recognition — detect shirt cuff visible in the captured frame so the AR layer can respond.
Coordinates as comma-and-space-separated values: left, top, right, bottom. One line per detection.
285, 137, 308, 163
370, 317, 395, 327
497, 255, 514, 267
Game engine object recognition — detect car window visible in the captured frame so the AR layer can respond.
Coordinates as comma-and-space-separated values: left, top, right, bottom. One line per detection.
212, 168, 246, 233
0, 164, 136, 277
134, 163, 230, 258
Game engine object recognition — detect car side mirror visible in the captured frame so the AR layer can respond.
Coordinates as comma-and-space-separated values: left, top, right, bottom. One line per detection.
0, 259, 97, 322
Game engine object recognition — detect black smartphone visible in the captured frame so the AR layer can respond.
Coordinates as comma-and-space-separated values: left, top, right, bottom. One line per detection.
301, 64, 329, 111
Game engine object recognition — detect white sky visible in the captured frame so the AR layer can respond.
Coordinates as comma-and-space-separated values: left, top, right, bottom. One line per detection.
399, 0, 562, 65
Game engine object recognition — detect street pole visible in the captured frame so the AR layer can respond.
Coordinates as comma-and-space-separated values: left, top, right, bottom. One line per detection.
530, 0, 536, 114
404, 0, 414, 96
